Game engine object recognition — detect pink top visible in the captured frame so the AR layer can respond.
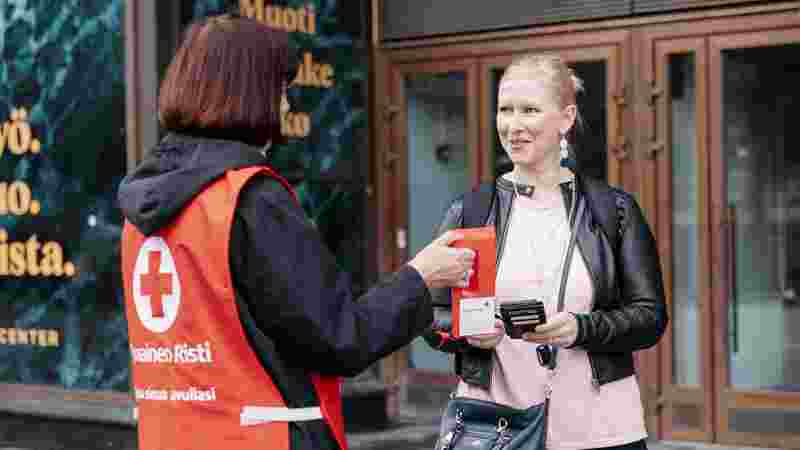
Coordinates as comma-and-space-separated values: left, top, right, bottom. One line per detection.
456, 183, 647, 450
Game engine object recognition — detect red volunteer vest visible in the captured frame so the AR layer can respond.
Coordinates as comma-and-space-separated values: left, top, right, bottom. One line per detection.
122, 166, 347, 450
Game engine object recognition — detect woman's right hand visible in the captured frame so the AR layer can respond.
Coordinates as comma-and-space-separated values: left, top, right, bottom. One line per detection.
408, 231, 475, 289
466, 319, 506, 349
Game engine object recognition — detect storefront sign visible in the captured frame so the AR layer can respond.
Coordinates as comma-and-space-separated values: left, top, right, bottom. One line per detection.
0, 0, 129, 391
194, 0, 369, 283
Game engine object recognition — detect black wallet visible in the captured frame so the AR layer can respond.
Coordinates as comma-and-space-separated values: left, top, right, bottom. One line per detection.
498, 299, 546, 339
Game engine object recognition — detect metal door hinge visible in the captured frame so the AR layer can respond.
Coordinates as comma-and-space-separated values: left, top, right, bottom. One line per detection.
383, 104, 400, 121
648, 81, 663, 107
613, 84, 630, 108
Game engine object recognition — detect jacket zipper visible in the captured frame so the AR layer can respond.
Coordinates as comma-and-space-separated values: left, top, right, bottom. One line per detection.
575, 229, 602, 389
577, 237, 601, 390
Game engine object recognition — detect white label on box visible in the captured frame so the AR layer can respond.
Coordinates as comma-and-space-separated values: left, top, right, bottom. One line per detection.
458, 297, 496, 337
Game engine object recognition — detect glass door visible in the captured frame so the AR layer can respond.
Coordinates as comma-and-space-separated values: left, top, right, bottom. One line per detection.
381, 59, 479, 410
710, 30, 800, 449
644, 36, 712, 442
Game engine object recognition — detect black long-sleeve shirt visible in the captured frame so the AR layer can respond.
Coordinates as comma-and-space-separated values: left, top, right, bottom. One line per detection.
119, 133, 433, 449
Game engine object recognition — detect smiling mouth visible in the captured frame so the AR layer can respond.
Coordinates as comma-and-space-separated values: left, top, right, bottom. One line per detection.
509, 139, 531, 149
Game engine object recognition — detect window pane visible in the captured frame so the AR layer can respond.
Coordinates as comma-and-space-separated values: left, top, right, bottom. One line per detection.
405, 72, 468, 371
723, 44, 800, 392
670, 53, 701, 387
0, 0, 128, 391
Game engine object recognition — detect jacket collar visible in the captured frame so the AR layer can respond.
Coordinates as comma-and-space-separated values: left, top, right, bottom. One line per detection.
496, 173, 575, 198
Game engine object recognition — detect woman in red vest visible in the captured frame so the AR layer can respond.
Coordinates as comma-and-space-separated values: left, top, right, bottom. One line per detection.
118, 14, 474, 450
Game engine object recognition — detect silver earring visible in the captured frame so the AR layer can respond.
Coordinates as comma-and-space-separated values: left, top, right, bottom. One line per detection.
261, 141, 272, 157
559, 134, 569, 161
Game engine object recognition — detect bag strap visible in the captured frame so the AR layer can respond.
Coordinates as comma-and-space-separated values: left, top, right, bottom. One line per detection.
549, 188, 586, 371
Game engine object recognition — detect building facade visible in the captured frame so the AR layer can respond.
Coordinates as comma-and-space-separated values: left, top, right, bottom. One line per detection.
0, 0, 374, 447
371, 1, 800, 448
0, 0, 799, 449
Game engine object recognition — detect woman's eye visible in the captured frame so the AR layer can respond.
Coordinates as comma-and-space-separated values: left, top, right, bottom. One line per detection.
523, 107, 538, 114
498, 106, 511, 113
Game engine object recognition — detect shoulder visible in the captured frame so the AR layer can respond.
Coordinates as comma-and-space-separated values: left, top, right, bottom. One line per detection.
240, 173, 296, 205
442, 180, 496, 218
580, 175, 634, 208
237, 172, 306, 225
439, 195, 465, 230
579, 176, 641, 237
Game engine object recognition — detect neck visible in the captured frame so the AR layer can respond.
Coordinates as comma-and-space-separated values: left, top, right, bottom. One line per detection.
510, 162, 571, 192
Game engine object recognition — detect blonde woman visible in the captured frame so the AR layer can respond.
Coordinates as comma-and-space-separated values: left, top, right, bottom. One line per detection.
426, 54, 667, 450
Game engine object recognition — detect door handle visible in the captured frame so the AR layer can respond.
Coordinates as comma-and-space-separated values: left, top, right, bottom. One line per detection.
724, 204, 739, 354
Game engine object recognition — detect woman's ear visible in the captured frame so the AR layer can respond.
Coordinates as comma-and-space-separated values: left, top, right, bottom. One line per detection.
560, 104, 577, 135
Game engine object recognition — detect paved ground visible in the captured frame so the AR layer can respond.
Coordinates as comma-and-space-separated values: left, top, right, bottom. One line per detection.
345, 401, 780, 450
0, 387, 781, 450
347, 419, 779, 450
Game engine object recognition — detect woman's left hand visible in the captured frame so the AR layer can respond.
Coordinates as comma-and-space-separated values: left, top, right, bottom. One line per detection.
521, 312, 578, 348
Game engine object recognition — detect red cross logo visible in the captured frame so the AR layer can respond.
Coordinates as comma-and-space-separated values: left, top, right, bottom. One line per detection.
132, 237, 181, 333
140, 251, 172, 318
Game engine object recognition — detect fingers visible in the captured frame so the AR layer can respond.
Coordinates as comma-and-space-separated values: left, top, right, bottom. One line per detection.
457, 248, 476, 263
457, 269, 474, 288
434, 232, 476, 260
526, 335, 573, 347
521, 313, 577, 347
527, 312, 570, 333
466, 320, 505, 349
434, 230, 463, 246
466, 333, 503, 349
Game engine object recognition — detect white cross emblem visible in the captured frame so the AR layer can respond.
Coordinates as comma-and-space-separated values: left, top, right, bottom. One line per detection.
132, 237, 181, 333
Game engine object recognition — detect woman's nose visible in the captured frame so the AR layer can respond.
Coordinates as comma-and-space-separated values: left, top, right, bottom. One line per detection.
507, 113, 524, 131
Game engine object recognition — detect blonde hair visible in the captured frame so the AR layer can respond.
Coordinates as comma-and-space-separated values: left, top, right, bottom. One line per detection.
501, 54, 584, 109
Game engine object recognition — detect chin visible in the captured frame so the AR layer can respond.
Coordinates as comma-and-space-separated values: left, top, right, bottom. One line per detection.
507, 149, 533, 163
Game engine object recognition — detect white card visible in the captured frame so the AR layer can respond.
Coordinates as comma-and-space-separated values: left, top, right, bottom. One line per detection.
458, 296, 497, 337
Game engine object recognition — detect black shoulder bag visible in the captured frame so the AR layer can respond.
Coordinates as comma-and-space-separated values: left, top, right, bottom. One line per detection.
434, 185, 586, 450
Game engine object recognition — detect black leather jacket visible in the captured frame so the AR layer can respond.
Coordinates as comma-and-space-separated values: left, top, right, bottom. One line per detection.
424, 175, 668, 388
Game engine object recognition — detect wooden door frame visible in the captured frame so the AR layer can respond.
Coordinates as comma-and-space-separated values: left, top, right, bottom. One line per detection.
642, 34, 711, 443
638, 8, 800, 445
370, 0, 800, 436
708, 27, 800, 449
386, 59, 481, 270
376, 58, 480, 417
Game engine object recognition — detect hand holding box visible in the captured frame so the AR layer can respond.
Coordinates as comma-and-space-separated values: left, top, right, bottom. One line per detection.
450, 226, 496, 337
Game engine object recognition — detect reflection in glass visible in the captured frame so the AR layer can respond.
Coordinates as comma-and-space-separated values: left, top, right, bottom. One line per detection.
670, 54, 700, 388
405, 72, 468, 371
491, 61, 607, 181
723, 44, 800, 392
0, 0, 129, 391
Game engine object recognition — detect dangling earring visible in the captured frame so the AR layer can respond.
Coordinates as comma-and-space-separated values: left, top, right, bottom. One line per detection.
560, 133, 576, 170
559, 133, 569, 163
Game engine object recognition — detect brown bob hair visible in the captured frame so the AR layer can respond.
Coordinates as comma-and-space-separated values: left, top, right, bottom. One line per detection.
158, 14, 294, 147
